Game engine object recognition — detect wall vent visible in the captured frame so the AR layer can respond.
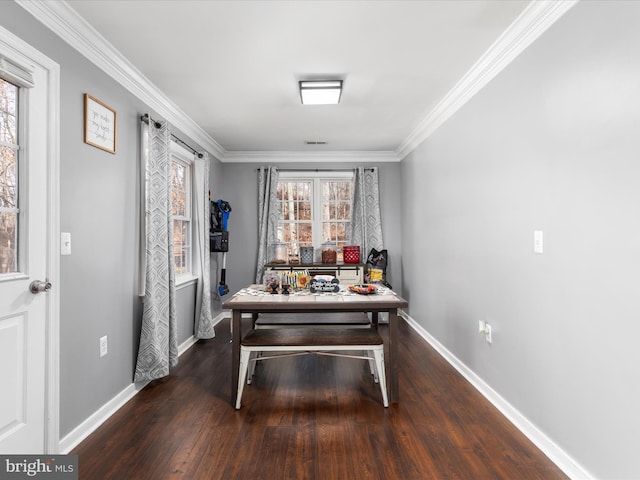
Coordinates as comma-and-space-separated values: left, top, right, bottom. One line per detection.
304, 141, 328, 145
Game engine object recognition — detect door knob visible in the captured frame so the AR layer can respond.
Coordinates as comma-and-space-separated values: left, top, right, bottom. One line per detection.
29, 280, 52, 294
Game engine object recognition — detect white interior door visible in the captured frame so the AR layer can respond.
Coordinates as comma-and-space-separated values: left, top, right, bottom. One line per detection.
0, 29, 59, 454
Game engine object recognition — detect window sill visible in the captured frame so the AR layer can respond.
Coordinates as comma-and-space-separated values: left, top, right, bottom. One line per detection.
176, 274, 198, 289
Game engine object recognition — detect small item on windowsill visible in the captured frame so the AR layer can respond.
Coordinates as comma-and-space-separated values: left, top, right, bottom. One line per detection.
300, 246, 314, 264
269, 242, 288, 264
343, 245, 360, 264
269, 283, 279, 294
281, 284, 290, 295
321, 241, 337, 264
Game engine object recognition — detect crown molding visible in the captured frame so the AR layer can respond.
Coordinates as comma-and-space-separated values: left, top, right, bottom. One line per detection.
18, 0, 577, 164
396, 0, 579, 160
16, 0, 398, 164
16, 0, 227, 161
221, 150, 401, 163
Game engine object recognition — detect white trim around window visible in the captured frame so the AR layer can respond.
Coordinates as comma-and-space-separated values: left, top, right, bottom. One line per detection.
277, 170, 355, 252
170, 142, 196, 286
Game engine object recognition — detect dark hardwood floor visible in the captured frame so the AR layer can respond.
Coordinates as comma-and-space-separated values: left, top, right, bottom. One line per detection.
72, 317, 568, 480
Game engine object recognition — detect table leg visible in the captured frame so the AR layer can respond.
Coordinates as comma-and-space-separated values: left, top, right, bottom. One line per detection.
231, 309, 242, 404
388, 308, 399, 403
371, 311, 379, 329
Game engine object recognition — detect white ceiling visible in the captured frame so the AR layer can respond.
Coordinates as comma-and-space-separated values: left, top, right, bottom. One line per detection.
63, 0, 533, 160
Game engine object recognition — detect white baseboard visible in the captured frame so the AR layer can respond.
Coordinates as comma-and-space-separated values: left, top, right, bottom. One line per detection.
59, 312, 228, 454
58, 380, 149, 454
400, 312, 593, 480
178, 335, 198, 356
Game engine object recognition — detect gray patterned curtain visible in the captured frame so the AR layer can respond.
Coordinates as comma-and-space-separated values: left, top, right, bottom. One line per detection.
135, 118, 178, 382
193, 153, 214, 339
256, 166, 280, 283
350, 166, 384, 256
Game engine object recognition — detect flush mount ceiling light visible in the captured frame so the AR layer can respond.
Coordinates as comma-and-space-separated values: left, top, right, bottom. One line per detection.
299, 80, 342, 105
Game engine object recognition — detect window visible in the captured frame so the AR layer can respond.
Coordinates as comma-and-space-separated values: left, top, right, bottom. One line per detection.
276, 171, 354, 257
0, 78, 20, 274
170, 144, 193, 277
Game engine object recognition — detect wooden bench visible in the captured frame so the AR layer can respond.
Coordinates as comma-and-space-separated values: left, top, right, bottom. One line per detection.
236, 327, 389, 409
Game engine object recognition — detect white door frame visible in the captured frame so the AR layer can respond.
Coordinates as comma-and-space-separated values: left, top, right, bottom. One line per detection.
0, 26, 61, 454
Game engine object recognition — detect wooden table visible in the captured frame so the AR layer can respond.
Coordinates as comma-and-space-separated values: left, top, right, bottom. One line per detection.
222, 285, 408, 404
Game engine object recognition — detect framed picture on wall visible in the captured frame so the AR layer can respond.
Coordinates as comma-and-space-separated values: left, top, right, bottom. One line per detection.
84, 93, 117, 154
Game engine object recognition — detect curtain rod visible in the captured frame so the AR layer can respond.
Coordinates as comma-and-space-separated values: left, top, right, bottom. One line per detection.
256, 168, 375, 172
141, 114, 204, 159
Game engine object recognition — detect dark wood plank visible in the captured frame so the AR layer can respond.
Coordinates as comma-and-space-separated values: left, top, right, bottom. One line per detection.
72, 317, 568, 480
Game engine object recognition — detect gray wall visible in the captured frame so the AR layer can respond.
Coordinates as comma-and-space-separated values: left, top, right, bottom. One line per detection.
401, 2, 640, 478
5, 1, 637, 477
215, 162, 403, 299
0, 1, 222, 438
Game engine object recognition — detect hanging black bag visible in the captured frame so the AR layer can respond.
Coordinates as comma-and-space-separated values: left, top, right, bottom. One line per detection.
364, 248, 391, 288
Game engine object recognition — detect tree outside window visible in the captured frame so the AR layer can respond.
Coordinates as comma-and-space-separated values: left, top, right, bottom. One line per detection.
321, 180, 352, 248
171, 155, 191, 276
0, 78, 19, 274
276, 173, 353, 258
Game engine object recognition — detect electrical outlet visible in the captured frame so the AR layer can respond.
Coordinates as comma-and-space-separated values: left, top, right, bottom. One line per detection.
100, 335, 108, 357
485, 324, 492, 344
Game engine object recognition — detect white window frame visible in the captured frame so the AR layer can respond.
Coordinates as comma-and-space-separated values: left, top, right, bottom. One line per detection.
170, 142, 196, 286
277, 171, 354, 252
0, 77, 24, 277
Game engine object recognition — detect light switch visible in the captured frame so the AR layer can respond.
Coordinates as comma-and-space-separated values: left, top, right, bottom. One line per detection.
534, 230, 543, 254
61, 232, 71, 255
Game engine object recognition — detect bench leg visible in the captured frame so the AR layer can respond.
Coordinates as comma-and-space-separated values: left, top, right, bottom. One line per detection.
247, 351, 260, 384
367, 350, 379, 383
373, 348, 389, 408
236, 348, 251, 409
